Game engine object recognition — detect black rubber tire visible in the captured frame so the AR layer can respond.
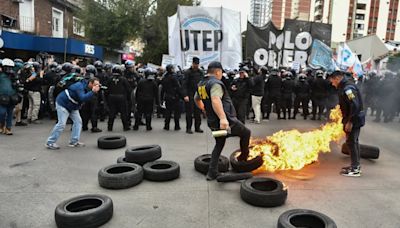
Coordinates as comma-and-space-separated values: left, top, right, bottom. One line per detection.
98, 163, 143, 189
55, 194, 113, 228
97, 135, 126, 149
341, 143, 380, 159
194, 154, 229, 175
116, 156, 132, 164
216, 172, 253, 182
125, 145, 162, 165
143, 160, 180, 181
230, 150, 264, 172
277, 209, 337, 228
240, 177, 287, 207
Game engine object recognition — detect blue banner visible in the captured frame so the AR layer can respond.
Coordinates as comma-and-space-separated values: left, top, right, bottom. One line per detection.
309, 39, 336, 72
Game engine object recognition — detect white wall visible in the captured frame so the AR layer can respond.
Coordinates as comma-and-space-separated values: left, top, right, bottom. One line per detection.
322, 0, 331, 23
376, 0, 390, 41
330, 0, 350, 43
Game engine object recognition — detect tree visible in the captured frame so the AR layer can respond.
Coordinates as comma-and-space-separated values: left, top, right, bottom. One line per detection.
79, 0, 152, 49
139, 0, 193, 64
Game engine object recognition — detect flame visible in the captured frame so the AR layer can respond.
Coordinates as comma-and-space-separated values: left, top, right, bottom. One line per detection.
248, 105, 345, 172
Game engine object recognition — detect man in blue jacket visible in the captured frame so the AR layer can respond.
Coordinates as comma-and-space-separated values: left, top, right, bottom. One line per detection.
45, 77, 100, 149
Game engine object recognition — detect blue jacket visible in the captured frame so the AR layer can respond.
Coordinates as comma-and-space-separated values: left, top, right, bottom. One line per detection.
0, 73, 17, 96
56, 80, 94, 112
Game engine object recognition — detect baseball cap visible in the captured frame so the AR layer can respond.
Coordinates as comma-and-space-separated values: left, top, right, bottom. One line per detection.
193, 57, 200, 64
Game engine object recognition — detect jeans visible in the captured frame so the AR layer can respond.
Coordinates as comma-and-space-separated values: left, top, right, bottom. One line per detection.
208, 120, 251, 175
346, 127, 361, 168
47, 103, 82, 144
251, 95, 262, 122
28, 91, 41, 121
0, 104, 15, 128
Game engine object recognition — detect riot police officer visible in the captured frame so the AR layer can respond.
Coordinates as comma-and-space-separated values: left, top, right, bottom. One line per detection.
231, 67, 250, 124
311, 70, 329, 120
265, 69, 282, 120
281, 71, 295, 119
293, 74, 311, 119
106, 65, 131, 131
80, 65, 101, 133
124, 60, 138, 124
328, 71, 365, 177
161, 64, 183, 131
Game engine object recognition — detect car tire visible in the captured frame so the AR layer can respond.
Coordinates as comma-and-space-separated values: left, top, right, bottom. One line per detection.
143, 160, 180, 181
240, 177, 287, 207
277, 209, 337, 228
341, 143, 380, 159
125, 145, 162, 165
230, 150, 263, 172
97, 135, 126, 149
55, 194, 113, 228
98, 163, 143, 189
194, 154, 229, 175
116, 156, 132, 164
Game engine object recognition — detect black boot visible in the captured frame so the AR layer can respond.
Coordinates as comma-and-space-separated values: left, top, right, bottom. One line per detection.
146, 115, 152, 131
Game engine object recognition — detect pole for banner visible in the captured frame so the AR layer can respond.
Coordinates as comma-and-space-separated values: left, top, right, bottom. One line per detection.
178, 5, 185, 70
220, 6, 223, 65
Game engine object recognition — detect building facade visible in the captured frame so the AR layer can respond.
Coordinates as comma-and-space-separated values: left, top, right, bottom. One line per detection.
250, 0, 272, 27
0, 0, 102, 61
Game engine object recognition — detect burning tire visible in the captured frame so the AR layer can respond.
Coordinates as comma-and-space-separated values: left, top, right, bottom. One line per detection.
143, 160, 180, 181
98, 163, 143, 189
98, 135, 126, 149
194, 154, 229, 174
55, 194, 113, 228
277, 209, 337, 228
341, 143, 380, 159
240, 177, 287, 207
216, 172, 253, 182
230, 150, 263, 172
125, 145, 162, 165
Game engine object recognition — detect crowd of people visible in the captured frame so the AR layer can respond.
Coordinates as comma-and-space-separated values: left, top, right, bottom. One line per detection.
0, 56, 399, 139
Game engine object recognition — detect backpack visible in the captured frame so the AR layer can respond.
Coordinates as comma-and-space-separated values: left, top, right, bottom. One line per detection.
53, 73, 83, 99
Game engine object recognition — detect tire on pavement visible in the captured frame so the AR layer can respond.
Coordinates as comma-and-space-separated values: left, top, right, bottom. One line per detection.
117, 156, 132, 164
194, 154, 229, 175
230, 150, 263, 172
98, 135, 126, 149
341, 143, 380, 159
240, 177, 287, 207
98, 163, 143, 189
277, 209, 337, 228
55, 194, 113, 228
143, 160, 180, 181
125, 145, 162, 165
216, 172, 253, 182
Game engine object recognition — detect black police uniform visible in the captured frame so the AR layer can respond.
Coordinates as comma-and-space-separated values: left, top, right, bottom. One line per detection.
80, 73, 100, 132
231, 77, 250, 124
293, 78, 311, 119
161, 72, 182, 130
311, 76, 329, 120
106, 73, 132, 131
197, 75, 251, 178
182, 67, 204, 132
134, 76, 158, 130
338, 77, 365, 169
265, 73, 282, 119
281, 77, 295, 119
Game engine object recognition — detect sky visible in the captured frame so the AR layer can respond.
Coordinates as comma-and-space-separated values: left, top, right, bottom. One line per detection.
200, 0, 251, 31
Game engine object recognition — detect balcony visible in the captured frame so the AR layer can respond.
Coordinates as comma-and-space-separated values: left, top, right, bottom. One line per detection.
19, 16, 35, 33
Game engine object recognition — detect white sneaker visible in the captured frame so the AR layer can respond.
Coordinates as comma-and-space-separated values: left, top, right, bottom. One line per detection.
68, 142, 85, 147
46, 143, 60, 150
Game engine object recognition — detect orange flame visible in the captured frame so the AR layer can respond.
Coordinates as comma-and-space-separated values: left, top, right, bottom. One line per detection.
248, 105, 345, 172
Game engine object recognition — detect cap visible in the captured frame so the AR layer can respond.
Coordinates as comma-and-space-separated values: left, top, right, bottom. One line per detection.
207, 61, 223, 71
192, 57, 200, 64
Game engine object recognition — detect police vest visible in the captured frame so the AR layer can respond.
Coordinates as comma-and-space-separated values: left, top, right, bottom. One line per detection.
197, 76, 237, 129
338, 78, 365, 128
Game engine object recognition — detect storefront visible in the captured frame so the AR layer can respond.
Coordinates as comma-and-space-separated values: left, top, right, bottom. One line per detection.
0, 30, 103, 63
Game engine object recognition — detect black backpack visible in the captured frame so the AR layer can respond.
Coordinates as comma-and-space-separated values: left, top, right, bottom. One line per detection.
53, 73, 83, 99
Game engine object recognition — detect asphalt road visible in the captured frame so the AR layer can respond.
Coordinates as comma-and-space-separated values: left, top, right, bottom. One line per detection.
0, 115, 399, 228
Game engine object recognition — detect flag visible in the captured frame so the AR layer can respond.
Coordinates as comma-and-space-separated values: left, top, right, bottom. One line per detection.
309, 39, 336, 72
351, 57, 364, 77
336, 43, 356, 69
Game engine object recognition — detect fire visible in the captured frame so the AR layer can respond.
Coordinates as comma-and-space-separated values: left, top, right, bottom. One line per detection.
248, 105, 345, 172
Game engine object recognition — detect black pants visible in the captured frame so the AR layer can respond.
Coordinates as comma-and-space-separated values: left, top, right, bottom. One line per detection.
281, 94, 292, 119
346, 127, 361, 168
185, 98, 202, 130
135, 100, 154, 128
97, 90, 108, 121
81, 96, 98, 130
107, 95, 129, 129
293, 96, 309, 118
312, 96, 325, 119
265, 94, 281, 119
233, 98, 248, 124
208, 120, 251, 175
164, 99, 181, 128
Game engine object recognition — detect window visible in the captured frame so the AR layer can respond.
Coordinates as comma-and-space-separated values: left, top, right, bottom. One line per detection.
355, 14, 365, 20
356, 4, 366, 10
73, 17, 85, 37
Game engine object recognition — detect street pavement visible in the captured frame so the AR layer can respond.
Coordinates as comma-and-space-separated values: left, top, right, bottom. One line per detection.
0, 115, 399, 228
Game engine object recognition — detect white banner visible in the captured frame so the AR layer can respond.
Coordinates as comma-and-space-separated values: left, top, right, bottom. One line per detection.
168, 6, 242, 70
161, 54, 175, 68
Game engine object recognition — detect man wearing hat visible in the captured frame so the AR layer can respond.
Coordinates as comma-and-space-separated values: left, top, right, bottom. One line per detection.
327, 71, 365, 177
182, 57, 204, 134
231, 66, 250, 124
194, 61, 251, 180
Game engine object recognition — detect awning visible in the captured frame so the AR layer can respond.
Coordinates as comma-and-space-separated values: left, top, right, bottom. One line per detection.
0, 30, 103, 59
